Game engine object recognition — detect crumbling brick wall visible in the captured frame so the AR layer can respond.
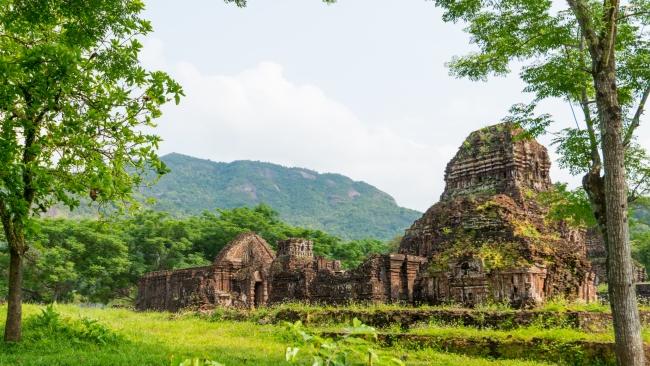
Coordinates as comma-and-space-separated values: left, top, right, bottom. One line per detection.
268, 247, 426, 305
403, 123, 597, 307
136, 266, 227, 311
585, 228, 646, 284
136, 232, 275, 311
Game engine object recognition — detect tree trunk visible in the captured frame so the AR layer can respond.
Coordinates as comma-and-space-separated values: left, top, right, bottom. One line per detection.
4, 247, 23, 342
582, 171, 606, 234
597, 70, 646, 365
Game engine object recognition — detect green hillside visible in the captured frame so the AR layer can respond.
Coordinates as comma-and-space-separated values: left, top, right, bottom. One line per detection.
141, 153, 420, 240
633, 198, 650, 224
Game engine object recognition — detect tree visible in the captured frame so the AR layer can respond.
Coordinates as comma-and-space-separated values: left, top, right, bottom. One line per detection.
0, 0, 182, 342
23, 219, 132, 303
433, 0, 649, 362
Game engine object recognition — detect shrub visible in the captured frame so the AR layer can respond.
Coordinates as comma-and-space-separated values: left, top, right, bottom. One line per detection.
24, 304, 121, 345
284, 318, 405, 366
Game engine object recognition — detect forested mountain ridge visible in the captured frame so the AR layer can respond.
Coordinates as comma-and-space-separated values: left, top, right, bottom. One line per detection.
141, 153, 421, 240
633, 199, 650, 224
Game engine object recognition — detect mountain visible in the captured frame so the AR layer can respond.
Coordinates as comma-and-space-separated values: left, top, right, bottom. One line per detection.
632, 198, 650, 233
140, 153, 421, 240
633, 199, 650, 222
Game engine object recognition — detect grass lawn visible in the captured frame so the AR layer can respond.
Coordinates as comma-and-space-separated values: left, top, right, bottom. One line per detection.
0, 304, 557, 366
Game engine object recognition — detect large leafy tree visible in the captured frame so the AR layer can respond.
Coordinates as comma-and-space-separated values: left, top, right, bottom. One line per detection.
433, 0, 649, 362
22, 219, 132, 303
0, 0, 182, 342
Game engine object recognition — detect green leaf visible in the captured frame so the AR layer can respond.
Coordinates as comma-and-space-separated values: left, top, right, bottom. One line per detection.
285, 347, 300, 362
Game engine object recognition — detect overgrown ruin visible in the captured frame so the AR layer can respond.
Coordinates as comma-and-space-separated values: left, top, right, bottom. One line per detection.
136, 232, 276, 311
136, 233, 427, 310
586, 227, 646, 284
136, 123, 599, 311
401, 123, 596, 306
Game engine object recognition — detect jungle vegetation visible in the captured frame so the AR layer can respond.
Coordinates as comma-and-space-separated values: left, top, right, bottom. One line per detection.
0, 205, 390, 304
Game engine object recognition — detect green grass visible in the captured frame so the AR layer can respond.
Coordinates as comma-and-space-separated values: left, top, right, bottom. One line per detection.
0, 304, 556, 366
314, 320, 621, 343
247, 301, 467, 313
206, 299, 649, 317
406, 324, 614, 342
536, 298, 612, 313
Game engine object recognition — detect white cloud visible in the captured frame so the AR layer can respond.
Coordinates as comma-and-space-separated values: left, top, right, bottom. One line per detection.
146, 39, 445, 211
142, 36, 645, 212
140, 38, 166, 71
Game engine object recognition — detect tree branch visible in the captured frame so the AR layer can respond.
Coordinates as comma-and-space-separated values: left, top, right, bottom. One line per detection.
581, 88, 602, 170
628, 171, 649, 203
566, 0, 602, 59
600, 0, 620, 68
577, 33, 602, 172
0, 199, 17, 250
617, 11, 650, 21
623, 86, 650, 148
19, 87, 50, 212
0, 33, 33, 47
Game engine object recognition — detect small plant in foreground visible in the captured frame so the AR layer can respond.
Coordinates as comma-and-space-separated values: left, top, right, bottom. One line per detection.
24, 304, 120, 345
285, 318, 404, 366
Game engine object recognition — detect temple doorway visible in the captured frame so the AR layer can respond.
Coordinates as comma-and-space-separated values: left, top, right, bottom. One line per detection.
252, 270, 264, 307
254, 281, 264, 307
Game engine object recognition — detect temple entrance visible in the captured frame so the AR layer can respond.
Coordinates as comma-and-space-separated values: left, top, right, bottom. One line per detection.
254, 281, 264, 307
252, 270, 264, 307
400, 260, 409, 302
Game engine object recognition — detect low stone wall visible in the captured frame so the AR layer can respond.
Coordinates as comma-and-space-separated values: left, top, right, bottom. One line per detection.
321, 332, 627, 366
273, 308, 650, 332
136, 266, 222, 312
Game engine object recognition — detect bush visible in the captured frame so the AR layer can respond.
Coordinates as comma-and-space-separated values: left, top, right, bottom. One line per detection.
285, 318, 405, 366
24, 304, 121, 345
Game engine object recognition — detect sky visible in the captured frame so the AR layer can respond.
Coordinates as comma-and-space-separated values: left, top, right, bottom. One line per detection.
140, 0, 650, 212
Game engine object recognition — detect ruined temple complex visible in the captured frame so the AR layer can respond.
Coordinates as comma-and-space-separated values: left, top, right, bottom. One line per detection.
136, 123, 601, 311
136, 232, 426, 310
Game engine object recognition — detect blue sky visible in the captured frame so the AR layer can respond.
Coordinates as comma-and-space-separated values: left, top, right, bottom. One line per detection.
140, 0, 650, 212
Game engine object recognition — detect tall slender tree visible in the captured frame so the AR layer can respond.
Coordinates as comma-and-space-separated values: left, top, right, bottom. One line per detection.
0, 0, 182, 342
432, 0, 649, 362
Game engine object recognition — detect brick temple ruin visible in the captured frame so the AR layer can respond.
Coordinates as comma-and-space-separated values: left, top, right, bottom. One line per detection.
585, 227, 646, 284
136, 233, 425, 311
136, 123, 602, 311
400, 124, 596, 307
